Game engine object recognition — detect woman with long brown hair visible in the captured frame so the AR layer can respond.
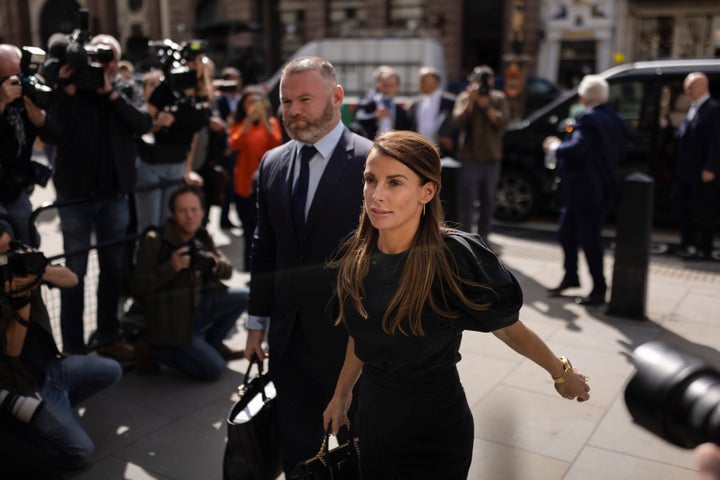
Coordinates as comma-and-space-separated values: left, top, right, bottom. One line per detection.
323, 130, 590, 478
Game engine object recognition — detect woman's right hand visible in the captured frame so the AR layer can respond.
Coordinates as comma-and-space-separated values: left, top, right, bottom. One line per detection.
323, 392, 352, 435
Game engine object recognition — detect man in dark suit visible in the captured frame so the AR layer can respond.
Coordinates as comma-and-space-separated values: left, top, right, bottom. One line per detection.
244, 56, 373, 473
407, 65, 457, 157
672, 72, 720, 260
543, 74, 627, 306
353, 67, 411, 138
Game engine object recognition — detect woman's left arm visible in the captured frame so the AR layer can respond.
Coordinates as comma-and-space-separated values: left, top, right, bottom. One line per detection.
493, 320, 590, 402
323, 336, 363, 434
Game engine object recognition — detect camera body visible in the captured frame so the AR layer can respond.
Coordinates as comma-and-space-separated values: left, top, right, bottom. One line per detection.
0, 389, 43, 424
18, 46, 53, 109
43, 9, 109, 91
0, 241, 49, 287
468, 66, 493, 96
148, 38, 206, 94
183, 238, 215, 274
625, 341, 720, 448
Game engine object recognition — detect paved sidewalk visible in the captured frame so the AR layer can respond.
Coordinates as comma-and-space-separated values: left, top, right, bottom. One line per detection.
51, 223, 719, 480
24, 165, 714, 480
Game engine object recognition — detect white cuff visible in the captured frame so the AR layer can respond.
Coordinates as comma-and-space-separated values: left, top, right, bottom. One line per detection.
246, 315, 269, 330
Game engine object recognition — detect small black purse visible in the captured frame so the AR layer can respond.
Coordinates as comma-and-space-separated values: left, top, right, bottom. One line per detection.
289, 423, 361, 480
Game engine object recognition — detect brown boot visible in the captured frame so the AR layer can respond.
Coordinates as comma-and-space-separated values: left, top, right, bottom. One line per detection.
97, 340, 136, 362
135, 340, 159, 374
213, 343, 245, 361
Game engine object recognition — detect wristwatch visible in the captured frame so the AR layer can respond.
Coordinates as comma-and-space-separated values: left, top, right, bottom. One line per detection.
552, 356, 573, 384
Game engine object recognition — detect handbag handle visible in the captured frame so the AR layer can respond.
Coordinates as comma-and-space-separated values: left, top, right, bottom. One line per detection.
318, 422, 354, 456
238, 355, 270, 402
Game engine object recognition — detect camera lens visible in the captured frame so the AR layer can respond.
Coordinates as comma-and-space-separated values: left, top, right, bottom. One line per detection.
625, 341, 720, 448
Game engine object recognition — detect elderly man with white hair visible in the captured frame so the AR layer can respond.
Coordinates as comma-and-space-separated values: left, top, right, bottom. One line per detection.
543, 74, 628, 306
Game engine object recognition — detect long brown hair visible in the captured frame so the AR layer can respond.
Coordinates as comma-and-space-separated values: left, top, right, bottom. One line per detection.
332, 131, 492, 335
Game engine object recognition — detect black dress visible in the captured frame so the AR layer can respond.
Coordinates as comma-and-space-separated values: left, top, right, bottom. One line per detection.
343, 232, 523, 479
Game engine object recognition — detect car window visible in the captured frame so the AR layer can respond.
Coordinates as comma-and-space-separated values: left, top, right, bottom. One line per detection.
527, 78, 556, 95
608, 81, 646, 130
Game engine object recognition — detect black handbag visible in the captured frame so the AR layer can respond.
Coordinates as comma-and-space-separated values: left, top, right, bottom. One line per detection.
290, 424, 361, 480
222, 357, 283, 480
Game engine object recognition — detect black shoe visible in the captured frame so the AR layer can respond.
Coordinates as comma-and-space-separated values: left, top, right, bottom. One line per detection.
574, 295, 606, 306
548, 279, 580, 296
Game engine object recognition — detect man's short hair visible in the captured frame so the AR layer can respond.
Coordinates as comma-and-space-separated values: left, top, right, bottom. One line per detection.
418, 66, 441, 82
467, 65, 494, 83
578, 75, 609, 104
168, 184, 206, 213
90, 34, 122, 60
281, 56, 338, 85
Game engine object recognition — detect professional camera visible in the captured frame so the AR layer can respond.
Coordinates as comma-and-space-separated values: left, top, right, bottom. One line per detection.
0, 241, 49, 286
147, 39, 206, 94
468, 65, 493, 96
183, 238, 216, 274
624, 341, 720, 448
16, 46, 53, 109
43, 8, 111, 91
0, 389, 43, 424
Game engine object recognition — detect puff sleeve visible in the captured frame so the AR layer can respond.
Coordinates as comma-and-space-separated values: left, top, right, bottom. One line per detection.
442, 231, 522, 332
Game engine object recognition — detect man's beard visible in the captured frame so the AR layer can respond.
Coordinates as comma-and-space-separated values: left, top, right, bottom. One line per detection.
284, 98, 335, 143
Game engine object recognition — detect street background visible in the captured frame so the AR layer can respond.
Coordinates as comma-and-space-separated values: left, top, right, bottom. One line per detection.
27, 174, 720, 480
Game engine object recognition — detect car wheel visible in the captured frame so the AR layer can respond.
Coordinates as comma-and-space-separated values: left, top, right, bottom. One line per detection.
495, 168, 537, 221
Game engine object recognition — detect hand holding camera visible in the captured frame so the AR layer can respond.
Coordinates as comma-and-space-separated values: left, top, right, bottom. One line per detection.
0, 75, 22, 105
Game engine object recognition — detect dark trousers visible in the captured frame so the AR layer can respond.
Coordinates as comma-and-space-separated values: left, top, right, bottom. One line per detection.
269, 323, 351, 475
558, 204, 608, 297
672, 180, 718, 255
58, 197, 130, 353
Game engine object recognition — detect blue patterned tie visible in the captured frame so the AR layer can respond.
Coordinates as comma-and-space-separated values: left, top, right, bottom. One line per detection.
292, 145, 317, 237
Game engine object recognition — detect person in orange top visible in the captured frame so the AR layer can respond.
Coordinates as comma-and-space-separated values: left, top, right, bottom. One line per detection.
228, 87, 283, 270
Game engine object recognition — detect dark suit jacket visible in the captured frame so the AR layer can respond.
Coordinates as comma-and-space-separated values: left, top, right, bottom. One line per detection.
674, 96, 720, 185
249, 126, 373, 377
407, 90, 458, 157
354, 97, 412, 139
556, 103, 628, 209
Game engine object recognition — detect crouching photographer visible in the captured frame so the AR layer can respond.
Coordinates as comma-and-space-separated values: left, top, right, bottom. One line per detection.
625, 341, 720, 479
131, 185, 248, 380
0, 44, 61, 248
0, 225, 122, 471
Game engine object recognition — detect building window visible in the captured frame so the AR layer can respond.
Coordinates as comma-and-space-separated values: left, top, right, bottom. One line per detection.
389, 0, 426, 30
634, 14, 719, 60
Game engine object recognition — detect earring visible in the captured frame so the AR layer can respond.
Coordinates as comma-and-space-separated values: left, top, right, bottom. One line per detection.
422, 203, 426, 216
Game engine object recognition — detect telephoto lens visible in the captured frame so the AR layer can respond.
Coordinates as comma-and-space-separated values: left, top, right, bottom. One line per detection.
625, 341, 720, 448
0, 389, 44, 424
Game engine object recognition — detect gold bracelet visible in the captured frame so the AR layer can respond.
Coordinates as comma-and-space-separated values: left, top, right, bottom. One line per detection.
552, 356, 573, 384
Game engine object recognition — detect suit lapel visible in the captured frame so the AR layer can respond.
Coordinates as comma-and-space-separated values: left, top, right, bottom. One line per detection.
279, 141, 301, 242
303, 129, 358, 238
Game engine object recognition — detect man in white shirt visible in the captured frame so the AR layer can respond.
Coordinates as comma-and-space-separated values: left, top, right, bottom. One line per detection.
407, 66, 457, 157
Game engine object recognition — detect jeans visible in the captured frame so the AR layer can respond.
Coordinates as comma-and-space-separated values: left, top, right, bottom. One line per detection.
458, 160, 501, 239
58, 197, 130, 353
0, 190, 40, 247
150, 287, 249, 380
13, 355, 122, 469
134, 159, 185, 233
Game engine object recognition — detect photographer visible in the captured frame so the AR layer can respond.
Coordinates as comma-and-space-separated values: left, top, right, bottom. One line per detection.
0, 44, 61, 247
0, 225, 122, 470
131, 185, 248, 380
453, 65, 510, 251
48, 33, 152, 359
135, 40, 211, 233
